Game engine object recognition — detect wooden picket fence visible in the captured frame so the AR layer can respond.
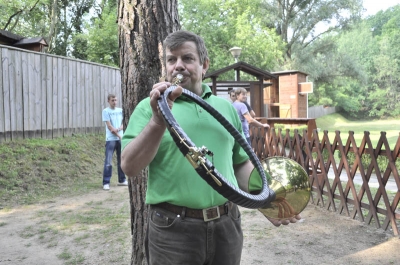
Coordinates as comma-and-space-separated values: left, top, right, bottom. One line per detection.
250, 127, 400, 236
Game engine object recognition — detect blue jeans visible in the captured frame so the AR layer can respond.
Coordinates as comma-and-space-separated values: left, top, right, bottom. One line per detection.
146, 204, 243, 265
102, 140, 126, 185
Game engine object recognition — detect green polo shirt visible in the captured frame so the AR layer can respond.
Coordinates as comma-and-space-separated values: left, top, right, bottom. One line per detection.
122, 84, 249, 209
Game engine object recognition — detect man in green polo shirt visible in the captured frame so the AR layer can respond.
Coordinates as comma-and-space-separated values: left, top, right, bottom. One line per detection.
121, 30, 299, 265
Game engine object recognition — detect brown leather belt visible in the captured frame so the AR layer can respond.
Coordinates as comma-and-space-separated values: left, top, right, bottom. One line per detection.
153, 202, 231, 222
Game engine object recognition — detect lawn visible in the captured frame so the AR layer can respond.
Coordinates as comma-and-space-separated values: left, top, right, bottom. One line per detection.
316, 113, 400, 149
0, 134, 110, 208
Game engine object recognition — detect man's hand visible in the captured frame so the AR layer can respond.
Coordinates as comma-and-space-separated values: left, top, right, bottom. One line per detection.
107, 122, 122, 139
149, 81, 183, 126
267, 214, 301, 227
121, 78, 182, 178
261, 197, 301, 227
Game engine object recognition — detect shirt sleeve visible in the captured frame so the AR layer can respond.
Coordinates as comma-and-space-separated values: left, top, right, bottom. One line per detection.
244, 101, 252, 112
229, 104, 249, 165
102, 109, 110, 122
239, 103, 249, 115
121, 98, 152, 150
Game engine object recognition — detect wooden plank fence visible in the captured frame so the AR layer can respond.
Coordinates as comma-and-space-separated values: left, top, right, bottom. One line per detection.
0, 45, 122, 142
250, 127, 400, 236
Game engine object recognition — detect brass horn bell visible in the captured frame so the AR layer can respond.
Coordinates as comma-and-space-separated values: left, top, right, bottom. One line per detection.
253, 157, 311, 220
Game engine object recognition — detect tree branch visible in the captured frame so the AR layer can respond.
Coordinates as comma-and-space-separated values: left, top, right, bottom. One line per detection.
3, 10, 23, 31
29, 0, 41, 12
302, 26, 340, 49
3, 0, 41, 31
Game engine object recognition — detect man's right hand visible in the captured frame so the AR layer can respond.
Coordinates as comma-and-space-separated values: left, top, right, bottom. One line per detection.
149, 81, 183, 126
122, 82, 182, 177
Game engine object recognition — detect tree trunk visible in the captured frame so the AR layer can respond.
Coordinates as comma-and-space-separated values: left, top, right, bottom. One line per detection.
46, 0, 58, 53
117, 1, 180, 264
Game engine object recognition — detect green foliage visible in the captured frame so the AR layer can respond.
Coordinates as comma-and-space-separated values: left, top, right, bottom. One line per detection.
84, 1, 119, 67
1, 0, 110, 63
179, 0, 284, 74
71, 34, 88, 60
263, 0, 364, 62
369, 11, 400, 117
273, 124, 308, 137
50, 0, 96, 56
297, 26, 372, 117
0, 0, 47, 34
306, 5, 400, 118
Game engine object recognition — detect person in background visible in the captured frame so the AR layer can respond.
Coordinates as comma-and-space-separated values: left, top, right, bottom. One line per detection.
229, 89, 255, 117
102, 94, 127, 190
121, 30, 298, 265
232, 87, 270, 146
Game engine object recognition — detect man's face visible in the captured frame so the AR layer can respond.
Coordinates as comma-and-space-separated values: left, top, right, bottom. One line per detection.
229, 92, 236, 102
165, 41, 209, 95
237, 92, 247, 102
108, 97, 117, 108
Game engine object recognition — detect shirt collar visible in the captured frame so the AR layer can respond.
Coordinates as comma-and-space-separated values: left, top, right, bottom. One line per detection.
178, 83, 212, 102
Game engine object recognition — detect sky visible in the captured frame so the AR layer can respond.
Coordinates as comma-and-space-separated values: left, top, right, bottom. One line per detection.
362, 0, 400, 17
313, 0, 399, 35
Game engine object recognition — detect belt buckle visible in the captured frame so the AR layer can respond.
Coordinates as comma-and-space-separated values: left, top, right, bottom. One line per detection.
203, 206, 220, 222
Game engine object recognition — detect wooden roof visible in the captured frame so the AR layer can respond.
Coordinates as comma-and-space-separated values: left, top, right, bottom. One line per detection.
0, 29, 47, 47
272, 70, 309, 76
0, 29, 23, 44
205, 61, 277, 80
15, 37, 48, 46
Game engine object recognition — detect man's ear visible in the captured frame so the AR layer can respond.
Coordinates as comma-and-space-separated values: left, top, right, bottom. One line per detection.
202, 58, 210, 77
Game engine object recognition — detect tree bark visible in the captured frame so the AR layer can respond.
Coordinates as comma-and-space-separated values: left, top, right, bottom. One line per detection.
47, 0, 58, 53
117, 1, 180, 264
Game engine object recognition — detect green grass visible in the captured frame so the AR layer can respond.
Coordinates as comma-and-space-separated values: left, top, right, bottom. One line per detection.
270, 113, 399, 149
312, 114, 399, 210
316, 113, 400, 149
0, 133, 112, 208
0, 133, 132, 264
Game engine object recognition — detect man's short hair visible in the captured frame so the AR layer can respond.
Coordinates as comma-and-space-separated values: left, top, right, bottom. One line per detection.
107, 94, 116, 101
163, 30, 209, 66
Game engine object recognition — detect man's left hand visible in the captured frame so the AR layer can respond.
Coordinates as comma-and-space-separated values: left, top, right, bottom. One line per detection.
266, 214, 301, 227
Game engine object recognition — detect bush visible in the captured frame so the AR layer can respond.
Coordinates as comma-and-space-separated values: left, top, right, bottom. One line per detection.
272, 124, 308, 138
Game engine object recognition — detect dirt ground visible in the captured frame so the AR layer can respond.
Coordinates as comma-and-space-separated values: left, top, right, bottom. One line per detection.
1, 186, 400, 265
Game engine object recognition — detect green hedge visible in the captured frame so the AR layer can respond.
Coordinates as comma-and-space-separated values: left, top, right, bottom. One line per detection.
271, 124, 308, 138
